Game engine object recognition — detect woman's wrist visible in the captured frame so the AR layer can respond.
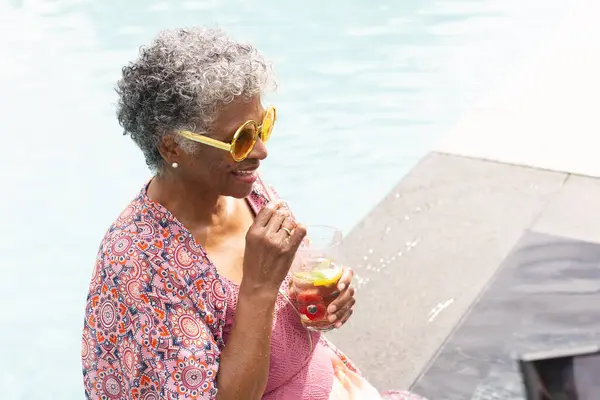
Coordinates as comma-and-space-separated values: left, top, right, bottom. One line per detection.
217, 279, 277, 400
238, 279, 280, 305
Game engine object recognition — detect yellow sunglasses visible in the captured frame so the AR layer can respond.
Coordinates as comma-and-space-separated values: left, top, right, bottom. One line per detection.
178, 105, 276, 162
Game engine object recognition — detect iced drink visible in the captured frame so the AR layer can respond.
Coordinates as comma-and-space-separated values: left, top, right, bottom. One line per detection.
292, 258, 343, 331
291, 226, 344, 332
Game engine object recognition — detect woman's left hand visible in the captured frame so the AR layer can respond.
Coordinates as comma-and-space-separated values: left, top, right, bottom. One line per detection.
327, 267, 355, 328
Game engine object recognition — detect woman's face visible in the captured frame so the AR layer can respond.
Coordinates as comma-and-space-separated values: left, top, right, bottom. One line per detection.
171, 95, 269, 198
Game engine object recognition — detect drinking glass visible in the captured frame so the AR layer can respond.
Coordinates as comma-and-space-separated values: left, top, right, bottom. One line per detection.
291, 225, 344, 332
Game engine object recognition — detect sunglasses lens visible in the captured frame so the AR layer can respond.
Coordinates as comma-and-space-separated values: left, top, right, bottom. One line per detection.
260, 107, 276, 143
232, 123, 257, 161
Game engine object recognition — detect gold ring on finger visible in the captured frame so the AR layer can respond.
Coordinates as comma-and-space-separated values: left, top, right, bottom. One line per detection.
281, 227, 292, 236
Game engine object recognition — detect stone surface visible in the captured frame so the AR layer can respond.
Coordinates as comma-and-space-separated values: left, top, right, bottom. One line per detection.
327, 152, 568, 391
411, 230, 600, 400
532, 174, 600, 243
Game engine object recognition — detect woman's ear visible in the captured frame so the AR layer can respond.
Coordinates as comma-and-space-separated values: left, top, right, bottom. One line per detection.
158, 135, 181, 165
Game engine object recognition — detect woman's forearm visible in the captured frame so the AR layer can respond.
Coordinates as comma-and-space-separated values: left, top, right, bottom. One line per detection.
216, 284, 277, 400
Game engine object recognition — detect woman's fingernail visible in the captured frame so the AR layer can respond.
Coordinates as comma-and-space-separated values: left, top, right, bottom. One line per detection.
268, 201, 282, 210
338, 283, 346, 291
329, 314, 337, 323
328, 305, 337, 314
335, 322, 342, 328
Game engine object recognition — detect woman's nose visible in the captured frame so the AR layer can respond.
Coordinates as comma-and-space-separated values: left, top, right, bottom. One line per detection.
248, 138, 268, 160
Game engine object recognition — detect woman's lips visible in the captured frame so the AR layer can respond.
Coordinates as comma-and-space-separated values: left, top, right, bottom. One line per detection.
231, 169, 258, 183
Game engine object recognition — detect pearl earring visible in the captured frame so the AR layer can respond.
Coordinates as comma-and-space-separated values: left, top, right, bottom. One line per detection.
172, 162, 179, 169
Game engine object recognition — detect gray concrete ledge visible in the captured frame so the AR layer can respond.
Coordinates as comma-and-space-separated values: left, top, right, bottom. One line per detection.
411, 230, 600, 399
327, 152, 600, 391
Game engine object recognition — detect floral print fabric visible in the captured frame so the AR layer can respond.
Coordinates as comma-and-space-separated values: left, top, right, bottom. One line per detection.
82, 182, 229, 399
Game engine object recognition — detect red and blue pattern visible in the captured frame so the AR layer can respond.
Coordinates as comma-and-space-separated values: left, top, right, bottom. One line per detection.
82, 181, 241, 399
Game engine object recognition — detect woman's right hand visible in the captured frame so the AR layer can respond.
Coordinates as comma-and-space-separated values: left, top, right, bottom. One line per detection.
242, 200, 307, 294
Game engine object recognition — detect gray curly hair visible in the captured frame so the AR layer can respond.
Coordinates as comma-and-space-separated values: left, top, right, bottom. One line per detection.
116, 27, 276, 172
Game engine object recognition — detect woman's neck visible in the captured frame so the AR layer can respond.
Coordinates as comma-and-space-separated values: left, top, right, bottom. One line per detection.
147, 173, 234, 233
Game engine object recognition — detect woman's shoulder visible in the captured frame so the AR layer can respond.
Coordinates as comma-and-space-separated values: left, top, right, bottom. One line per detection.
98, 186, 177, 253
87, 185, 227, 339
92, 187, 219, 304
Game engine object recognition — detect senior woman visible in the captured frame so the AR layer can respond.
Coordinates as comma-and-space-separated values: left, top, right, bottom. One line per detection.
82, 27, 426, 400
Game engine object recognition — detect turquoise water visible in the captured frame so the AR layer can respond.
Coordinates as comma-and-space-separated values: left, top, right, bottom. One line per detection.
0, 0, 570, 398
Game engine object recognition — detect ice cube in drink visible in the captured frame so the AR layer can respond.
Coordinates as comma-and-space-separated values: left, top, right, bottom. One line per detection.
292, 258, 343, 331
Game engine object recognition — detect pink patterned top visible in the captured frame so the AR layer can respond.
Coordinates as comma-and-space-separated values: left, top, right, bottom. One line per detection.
81, 178, 355, 399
